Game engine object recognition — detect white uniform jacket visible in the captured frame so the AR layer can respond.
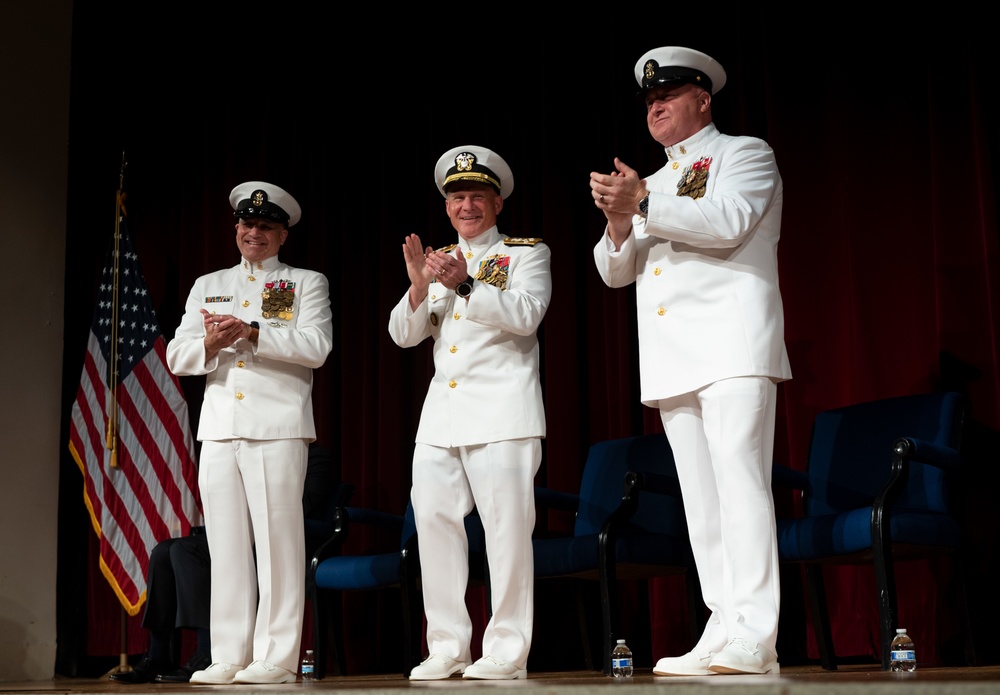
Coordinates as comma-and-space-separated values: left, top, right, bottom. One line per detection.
388, 227, 551, 448
166, 256, 334, 441
594, 123, 792, 405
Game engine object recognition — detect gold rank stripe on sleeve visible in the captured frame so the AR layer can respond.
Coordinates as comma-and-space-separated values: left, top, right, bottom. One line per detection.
503, 237, 543, 246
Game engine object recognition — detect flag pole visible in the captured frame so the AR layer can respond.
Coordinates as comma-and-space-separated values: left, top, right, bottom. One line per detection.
106, 153, 126, 468
110, 152, 130, 677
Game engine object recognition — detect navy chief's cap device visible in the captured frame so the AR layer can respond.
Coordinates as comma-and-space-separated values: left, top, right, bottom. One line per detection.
434, 146, 514, 199
634, 46, 727, 95
230, 181, 302, 227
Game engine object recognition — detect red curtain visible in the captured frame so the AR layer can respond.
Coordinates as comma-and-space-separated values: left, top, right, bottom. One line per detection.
61, 17, 1000, 673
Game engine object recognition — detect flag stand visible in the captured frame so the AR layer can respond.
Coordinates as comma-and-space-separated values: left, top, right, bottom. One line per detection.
103, 608, 133, 676
70, 151, 201, 681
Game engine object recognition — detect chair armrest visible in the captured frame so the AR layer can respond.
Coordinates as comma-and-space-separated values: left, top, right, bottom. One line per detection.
534, 485, 581, 512
624, 469, 682, 498
895, 436, 962, 471
771, 462, 809, 490
869, 435, 963, 557
308, 506, 405, 574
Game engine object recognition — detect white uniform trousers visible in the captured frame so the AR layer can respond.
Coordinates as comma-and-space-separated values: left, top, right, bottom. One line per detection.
658, 376, 781, 656
199, 438, 308, 672
411, 438, 541, 668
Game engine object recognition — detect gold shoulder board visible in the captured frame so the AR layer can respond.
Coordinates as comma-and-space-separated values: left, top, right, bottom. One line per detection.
503, 237, 542, 246
435, 243, 458, 253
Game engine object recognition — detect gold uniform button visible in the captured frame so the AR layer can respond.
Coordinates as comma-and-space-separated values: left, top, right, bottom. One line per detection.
236, 392, 245, 400
653, 267, 662, 276
453, 313, 461, 320
449, 345, 457, 353
242, 300, 250, 307
672, 162, 680, 170
465, 251, 473, 259
657, 307, 666, 316
449, 380, 457, 389
237, 360, 246, 368
430, 294, 437, 300
248, 275, 256, 282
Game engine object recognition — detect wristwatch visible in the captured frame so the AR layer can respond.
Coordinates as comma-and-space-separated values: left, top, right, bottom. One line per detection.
638, 195, 649, 218
456, 275, 475, 299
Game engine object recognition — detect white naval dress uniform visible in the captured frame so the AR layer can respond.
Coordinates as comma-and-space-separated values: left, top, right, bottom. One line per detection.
388, 226, 551, 669
593, 123, 792, 657
166, 255, 333, 672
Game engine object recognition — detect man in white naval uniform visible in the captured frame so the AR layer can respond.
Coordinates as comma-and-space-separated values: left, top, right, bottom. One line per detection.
166, 181, 333, 684
589, 47, 792, 676
389, 146, 551, 681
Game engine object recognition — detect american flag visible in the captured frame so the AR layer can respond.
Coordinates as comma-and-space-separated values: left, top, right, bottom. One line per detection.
68, 200, 202, 616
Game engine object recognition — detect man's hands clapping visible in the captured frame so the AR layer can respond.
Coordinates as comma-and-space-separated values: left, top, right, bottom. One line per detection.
590, 157, 647, 248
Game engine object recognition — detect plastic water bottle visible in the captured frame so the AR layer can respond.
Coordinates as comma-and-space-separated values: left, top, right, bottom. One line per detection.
301, 649, 316, 681
611, 638, 633, 678
890, 628, 916, 672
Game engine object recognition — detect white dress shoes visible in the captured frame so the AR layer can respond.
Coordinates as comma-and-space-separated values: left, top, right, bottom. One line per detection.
709, 637, 780, 675
408, 654, 470, 680
463, 655, 527, 680
233, 660, 297, 684
653, 649, 716, 676
189, 662, 241, 684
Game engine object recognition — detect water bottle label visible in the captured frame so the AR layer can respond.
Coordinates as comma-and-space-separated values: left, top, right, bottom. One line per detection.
612, 657, 632, 668
891, 650, 915, 661
302, 665, 314, 675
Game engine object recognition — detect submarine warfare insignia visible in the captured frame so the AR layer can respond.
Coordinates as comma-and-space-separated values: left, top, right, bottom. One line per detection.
676, 156, 712, 200
474, 254, 510, 291
261, 279, 296, 321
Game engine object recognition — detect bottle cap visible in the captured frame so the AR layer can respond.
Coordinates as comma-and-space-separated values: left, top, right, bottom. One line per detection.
617, 639, 626, 644
896, 628, 906, 633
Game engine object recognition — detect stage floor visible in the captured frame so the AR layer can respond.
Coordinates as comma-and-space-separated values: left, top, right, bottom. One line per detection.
3, 664, 1000, 695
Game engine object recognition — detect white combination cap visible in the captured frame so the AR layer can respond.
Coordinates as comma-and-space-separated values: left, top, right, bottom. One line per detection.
634, 46, 727, 95
434, 146, 514, 199
230, 181, 302, 227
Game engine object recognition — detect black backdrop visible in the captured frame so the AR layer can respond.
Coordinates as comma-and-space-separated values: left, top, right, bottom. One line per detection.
57, 7, 1000, 676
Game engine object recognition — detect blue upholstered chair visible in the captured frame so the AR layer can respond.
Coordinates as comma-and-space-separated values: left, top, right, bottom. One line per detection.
307, 499, 486, 678
773, 391, 974, 670
533, 434, 702, 675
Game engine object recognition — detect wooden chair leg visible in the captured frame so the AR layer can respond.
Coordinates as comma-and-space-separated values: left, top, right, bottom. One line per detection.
805, 564, 837, 671
598, 559, 619, 676
873, 543, 898, 670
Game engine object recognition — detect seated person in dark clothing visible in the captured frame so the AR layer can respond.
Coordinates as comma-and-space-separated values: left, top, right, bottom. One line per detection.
111, 442, 344, 683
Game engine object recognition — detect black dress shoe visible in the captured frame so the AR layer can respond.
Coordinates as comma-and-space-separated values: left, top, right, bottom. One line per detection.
156, 651, 212, 683
109, 653, 166, 684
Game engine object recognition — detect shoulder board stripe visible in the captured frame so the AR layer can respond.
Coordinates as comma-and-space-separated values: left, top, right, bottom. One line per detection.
503, 237, 543, 246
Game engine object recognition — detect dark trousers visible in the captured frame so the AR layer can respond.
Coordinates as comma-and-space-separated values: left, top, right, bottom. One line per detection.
142, 530, 211, 633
